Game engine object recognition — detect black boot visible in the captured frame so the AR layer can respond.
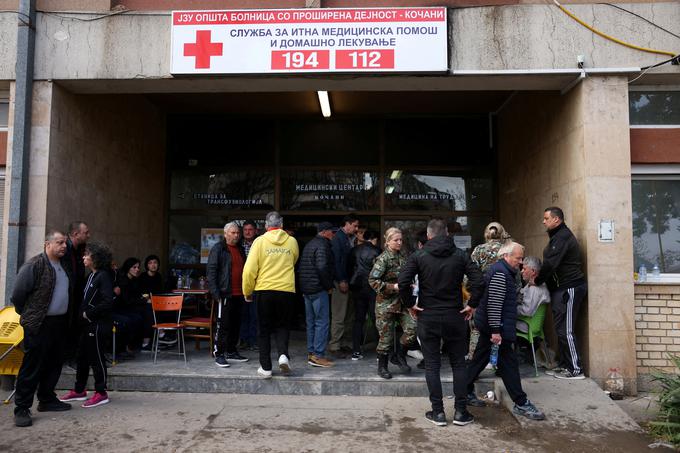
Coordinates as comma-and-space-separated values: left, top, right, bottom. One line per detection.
377, 353, 392, 379
394, 343, 411, 374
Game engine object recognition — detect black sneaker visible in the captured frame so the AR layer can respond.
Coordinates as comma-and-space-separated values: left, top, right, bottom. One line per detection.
453, 409, 475, 426
351, 352, 363, 361
215, 355, 230, 368
226, 352, 249, 363
14, 408, 32, 427
37, 399, 72, 412
425, 411, 447, 427
513, 400, 546, 420
466, 392, 486, 407
554, 369, 585, 380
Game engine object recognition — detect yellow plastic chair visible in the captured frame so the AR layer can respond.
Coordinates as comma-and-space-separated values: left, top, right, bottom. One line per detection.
0, 307, 24, 404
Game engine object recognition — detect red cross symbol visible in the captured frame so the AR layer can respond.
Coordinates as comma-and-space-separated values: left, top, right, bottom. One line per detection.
184, 30, 223, 69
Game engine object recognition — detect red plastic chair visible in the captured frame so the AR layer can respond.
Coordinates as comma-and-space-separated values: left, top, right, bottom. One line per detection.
150, 294, 186, 364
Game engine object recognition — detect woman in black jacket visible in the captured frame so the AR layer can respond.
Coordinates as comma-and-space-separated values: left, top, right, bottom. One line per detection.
348, 230, 381, 360
60, 242, 114, 408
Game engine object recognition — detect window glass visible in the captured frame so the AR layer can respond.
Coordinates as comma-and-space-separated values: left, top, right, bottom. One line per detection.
279, 120, 379, 165
280, 169, 379, 211
629, 92, 680, 125
170, 169, 275, 210
0, 101, 8, 128
384, 170, 493, 212
632, 179, 680, 272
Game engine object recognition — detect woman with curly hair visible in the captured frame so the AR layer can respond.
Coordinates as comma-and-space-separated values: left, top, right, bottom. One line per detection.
60, 242, 114, 408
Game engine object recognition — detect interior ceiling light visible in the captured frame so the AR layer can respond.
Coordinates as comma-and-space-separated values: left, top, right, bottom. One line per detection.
317, 91, 331, 118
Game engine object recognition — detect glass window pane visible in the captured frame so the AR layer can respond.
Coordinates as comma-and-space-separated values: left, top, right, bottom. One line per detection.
280, 169, 379, 211
632, 179, 680, 272
629, 92, 680, 125
170, 169, 275, 210
385, 118, 492, 166
0, 102, 8, 128
279, 120, 379, 165
384, 170, 493, 212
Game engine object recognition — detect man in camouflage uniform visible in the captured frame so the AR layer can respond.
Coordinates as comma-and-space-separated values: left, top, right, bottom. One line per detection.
368, 228, 416, 379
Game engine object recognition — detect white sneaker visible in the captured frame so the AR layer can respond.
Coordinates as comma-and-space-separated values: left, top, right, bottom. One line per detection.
407, 349, 424, 360
257, 367, 272, 379
278, 354, 291, 374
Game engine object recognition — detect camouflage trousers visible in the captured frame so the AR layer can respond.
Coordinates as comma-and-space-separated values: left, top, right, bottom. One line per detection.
375, 309, 417, 354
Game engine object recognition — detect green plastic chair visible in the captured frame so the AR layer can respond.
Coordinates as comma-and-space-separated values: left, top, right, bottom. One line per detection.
516, 303, 549, 377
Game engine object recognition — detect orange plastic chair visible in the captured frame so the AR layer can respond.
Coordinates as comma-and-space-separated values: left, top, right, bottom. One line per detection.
183, 299, 215, 353
150, 294, 187, 364
0, 307, 24, 404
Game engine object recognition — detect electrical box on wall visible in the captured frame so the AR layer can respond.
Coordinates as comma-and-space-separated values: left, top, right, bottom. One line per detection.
598, 219, 615, 242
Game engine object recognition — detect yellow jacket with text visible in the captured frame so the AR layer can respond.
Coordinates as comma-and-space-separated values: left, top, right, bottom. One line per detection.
242, 228, 299, 296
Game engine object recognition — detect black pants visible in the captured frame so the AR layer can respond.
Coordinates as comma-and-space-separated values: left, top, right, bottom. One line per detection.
417, 313, 468, 412
256, 290, 293, 371
112, 310, 143, 351
14, 315, 68, 413
552, 282, 587, 375
74, 322, 108, 394
466, 333, 527, 406
352, 289, 376, 353
214, 296, 244, 356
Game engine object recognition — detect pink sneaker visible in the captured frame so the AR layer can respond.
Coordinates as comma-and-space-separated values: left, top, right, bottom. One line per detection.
81, 392, 109, 408
60, 390, 87, 402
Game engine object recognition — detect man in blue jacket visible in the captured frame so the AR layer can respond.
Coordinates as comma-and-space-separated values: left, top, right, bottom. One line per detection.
466, 241, 545, 421
299, 222, 336, 368
329, 214, 359, 356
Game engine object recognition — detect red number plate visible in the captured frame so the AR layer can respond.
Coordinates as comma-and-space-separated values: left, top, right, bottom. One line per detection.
271, 50, 330, 70
335, 49, 395, 69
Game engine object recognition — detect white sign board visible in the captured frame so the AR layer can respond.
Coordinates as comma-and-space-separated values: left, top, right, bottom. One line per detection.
171, 8, 448, 74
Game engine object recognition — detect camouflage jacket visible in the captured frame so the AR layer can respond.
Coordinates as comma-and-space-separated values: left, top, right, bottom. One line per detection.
470, 240, 503, 274
369, 249, 407, 314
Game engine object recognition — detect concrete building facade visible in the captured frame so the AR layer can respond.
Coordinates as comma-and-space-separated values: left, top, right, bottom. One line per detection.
0, 0, 679, 393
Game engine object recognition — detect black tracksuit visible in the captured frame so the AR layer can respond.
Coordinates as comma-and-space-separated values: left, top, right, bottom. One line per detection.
536, 222, 587, 375
74, 270, 113, 394
398, 235, 484, 412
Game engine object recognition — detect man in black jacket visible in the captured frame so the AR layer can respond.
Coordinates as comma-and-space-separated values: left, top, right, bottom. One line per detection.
534, 206, 587, 380
398, 219, 484, 427
207, 222, 249, 368
11, 230, 73, 427
299, 222, 335, 368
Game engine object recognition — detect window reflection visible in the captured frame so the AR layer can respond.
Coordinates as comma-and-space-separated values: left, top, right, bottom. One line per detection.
280, 169, 379, 211
384, 171, 493, 212
629, 92, 680, 125
632, 179, 680, 273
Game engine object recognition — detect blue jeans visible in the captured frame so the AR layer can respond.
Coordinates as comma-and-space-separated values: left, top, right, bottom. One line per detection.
304, 291, 330, 358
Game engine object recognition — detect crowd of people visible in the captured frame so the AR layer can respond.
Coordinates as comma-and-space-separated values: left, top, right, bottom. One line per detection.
11, 205, 587, 429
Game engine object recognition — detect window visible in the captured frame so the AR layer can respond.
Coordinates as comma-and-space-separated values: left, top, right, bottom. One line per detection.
0, 100, 8, 130
632, 167, 680, 275
629, 91, 680, 126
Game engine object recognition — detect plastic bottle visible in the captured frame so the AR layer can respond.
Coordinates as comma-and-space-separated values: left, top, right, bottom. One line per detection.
604, 368, 624, 400
177, 275, 183, 290
638, 265, 647, 282
652, 264, 661, 279
490, 343, 499, 367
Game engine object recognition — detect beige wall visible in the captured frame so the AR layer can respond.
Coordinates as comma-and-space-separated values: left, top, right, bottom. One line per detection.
498, 76, 636, 392
0, 82, 167, 305
46, 84, 167, 267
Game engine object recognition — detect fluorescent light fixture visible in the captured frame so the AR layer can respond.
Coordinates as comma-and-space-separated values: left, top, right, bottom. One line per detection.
385, 185, 395, 194
390, 170, 402, 179
317, 91, 331, 118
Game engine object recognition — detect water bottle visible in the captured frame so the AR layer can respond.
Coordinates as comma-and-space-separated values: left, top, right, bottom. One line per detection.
604, 368, 624, 400
652, 265, 661, 279
490, 343, 499, 367
177, 275, 183, 290
638, 265, 647, 282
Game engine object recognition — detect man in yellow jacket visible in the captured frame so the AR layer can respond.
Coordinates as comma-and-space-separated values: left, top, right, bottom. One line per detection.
242, 211, 299, 378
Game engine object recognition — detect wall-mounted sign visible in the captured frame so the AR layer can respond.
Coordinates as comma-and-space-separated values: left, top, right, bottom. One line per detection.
171, 7, 447, 74
281, 170, 378, 210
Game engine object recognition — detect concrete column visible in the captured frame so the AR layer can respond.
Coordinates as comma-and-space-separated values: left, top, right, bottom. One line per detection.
580, 76, 636, 392
1, 81, 54, 306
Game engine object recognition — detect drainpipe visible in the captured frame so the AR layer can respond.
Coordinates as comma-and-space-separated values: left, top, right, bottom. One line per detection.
4, 0, 36, 304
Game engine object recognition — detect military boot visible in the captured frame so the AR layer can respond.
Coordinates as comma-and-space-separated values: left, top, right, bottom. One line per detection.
377, 353, 392, 379
394, 343, 412, 374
